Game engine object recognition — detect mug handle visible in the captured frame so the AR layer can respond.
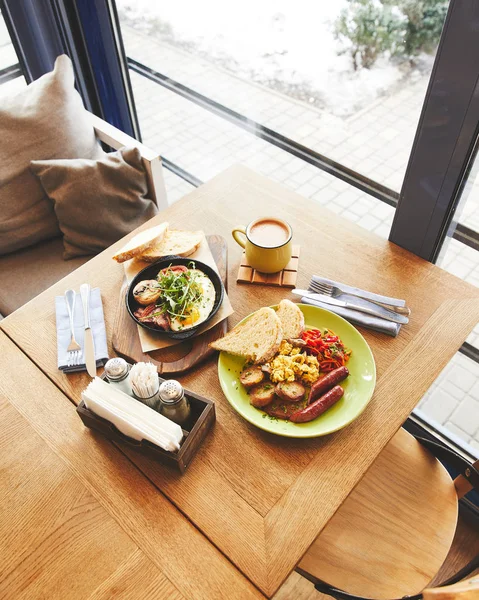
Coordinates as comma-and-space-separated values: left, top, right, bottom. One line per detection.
232, 226, 247, 249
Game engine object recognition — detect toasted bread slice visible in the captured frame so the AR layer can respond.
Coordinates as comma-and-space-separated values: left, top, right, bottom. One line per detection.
112, 222, 168, 263
276, 299, 304, 339
140, 229, 203, 262
210, 307, 283, 364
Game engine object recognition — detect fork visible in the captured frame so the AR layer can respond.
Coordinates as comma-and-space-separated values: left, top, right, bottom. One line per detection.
309, 280, 411, 316
65, 289, 82, 367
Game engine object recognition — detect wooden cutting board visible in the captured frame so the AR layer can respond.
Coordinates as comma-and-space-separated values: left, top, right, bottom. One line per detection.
112, 235, 228, 374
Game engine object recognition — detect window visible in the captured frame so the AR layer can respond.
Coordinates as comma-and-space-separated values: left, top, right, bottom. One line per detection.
0, 8, 25, 96
418, 149, 479, 456
117, 0, 449, 193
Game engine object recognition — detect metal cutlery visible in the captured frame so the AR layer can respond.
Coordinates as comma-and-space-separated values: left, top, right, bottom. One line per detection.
309, 280, 411, 316
65, 289, 82, 367
292, 289, 409, 325
80, 283, 97, 378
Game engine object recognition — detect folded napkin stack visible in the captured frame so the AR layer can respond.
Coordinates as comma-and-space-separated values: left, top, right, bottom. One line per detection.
82, 377, 183, 452
55, 287, 109, 372
301, 276, 409, 337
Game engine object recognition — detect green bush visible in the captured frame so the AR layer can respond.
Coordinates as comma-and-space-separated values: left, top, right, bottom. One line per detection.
335, 0, 448, 69
335, 0, 403, 70
391, 0, 449, 56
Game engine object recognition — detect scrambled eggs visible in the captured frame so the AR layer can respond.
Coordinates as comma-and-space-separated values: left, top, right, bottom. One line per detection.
269, 341, 320, 384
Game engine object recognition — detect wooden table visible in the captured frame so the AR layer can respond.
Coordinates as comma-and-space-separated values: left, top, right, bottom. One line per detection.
2, 165, 478, 597
0, 331, 263, 599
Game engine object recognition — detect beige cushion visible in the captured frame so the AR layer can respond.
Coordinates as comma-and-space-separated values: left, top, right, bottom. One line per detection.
30, 146, 158, 259
0, 238, 89, 316
0, 54, 102, 256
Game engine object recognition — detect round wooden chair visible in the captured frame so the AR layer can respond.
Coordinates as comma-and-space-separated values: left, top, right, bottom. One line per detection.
298, 428, 479, 599
423, 576, 479, 599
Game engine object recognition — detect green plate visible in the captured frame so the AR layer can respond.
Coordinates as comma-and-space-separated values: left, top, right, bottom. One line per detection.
217, 304, 376, 438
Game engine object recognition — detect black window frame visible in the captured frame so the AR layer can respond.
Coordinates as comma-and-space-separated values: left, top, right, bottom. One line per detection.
389, 0, 479, 262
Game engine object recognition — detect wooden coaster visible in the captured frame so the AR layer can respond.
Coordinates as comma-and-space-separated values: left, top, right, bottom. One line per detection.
237, 245, 300, 288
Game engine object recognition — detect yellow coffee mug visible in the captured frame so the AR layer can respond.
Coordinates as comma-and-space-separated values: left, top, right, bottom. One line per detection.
232, 217, 293, 273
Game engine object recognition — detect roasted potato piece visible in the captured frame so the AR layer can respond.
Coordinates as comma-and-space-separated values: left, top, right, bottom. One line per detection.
275, 381, 306, 403
249, 383, 276, 408
240, 365, 264, 389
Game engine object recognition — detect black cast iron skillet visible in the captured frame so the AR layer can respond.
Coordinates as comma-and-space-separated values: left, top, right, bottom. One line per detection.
126, 256, 225, 340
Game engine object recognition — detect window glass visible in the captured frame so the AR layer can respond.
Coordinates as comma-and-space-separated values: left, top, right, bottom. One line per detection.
117, 0, 449, 192
162, 168, 195, 205
417, 353, 479, 457
417, 153, 479, 454
131, 70, 395, 236
0, 9, 18, 69
0, 8, 25, 94
455, 151, 479, 238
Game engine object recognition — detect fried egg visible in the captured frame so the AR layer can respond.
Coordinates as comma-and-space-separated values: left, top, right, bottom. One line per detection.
169, 270, 216, 331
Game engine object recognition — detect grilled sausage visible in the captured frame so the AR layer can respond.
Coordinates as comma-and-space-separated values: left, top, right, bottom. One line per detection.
240, 366, 264, 389
308, 366, 349, 404
275, 381, 306, 403
290, 385, 344, 423
249, 383, 276, 408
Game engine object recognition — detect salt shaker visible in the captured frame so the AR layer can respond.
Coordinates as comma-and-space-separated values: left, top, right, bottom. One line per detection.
158, 380, 191, 426
104, 358, 133, 396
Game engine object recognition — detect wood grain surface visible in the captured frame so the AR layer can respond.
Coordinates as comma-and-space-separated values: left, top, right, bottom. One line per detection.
112, 234, 228, 373
273, 572, 321, 600
87, 550, 186, 600
0, 332, 263, 600
2, 165, 479, 596
0, 396, 138, 599
298, 428, 458, 597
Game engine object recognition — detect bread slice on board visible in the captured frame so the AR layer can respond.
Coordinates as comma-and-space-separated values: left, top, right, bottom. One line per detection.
275, 299, 304, 339
210, 307, 283, 364
112, 222, 168, 263
140, 229, 203, 262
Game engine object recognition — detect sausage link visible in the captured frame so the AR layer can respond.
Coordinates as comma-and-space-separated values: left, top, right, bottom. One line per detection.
290, 385, 344, 423
308, 366, 349, 404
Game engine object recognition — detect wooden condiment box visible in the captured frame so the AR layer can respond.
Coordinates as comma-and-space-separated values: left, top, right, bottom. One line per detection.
77, 375, 215, 473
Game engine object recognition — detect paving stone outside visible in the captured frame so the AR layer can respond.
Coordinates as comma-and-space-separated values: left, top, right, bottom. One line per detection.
418, 353, 479, 455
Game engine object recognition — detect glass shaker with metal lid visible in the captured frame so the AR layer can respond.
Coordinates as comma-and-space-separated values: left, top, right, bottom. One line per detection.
104, 357, 133, 396
158, 380, 191, 425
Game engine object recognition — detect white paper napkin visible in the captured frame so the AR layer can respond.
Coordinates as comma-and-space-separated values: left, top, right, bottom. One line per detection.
82, 377, 183, 452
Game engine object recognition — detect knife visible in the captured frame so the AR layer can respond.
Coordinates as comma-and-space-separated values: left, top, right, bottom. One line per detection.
292, 289, 409, 325
80, 283, 97, 377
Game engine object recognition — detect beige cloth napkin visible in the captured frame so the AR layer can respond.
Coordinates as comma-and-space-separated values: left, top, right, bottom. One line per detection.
124, 233, 234, 352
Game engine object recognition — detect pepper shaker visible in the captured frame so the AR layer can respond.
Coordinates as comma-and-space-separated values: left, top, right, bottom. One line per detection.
158, 380, 191, 426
